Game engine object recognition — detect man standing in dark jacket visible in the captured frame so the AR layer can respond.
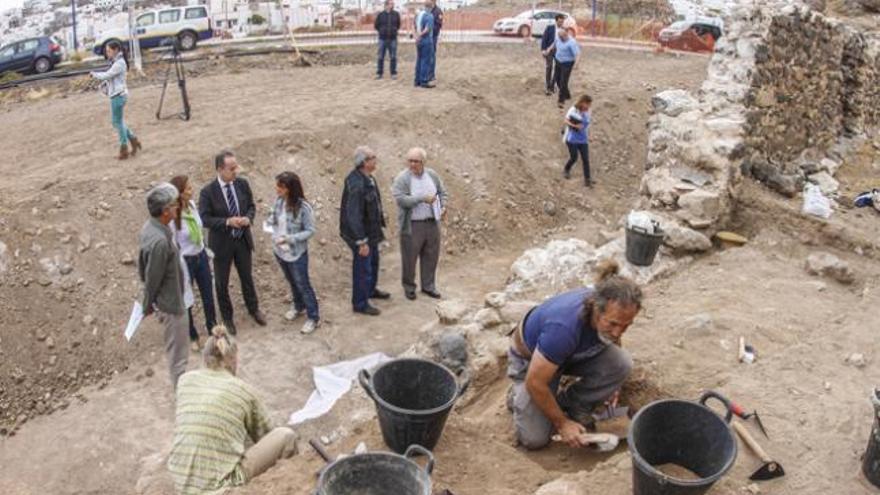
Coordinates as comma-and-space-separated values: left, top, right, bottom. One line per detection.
340, 146, 391, 316
541, 14, 565, 95
374, 0, 400, 79
428, 0, 443, 82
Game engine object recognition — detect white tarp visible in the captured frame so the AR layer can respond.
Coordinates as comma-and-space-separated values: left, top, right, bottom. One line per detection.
288, 352, 391, 425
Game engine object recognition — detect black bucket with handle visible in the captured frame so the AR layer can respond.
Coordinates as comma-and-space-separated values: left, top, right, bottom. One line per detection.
359, 358, 469, 454
628, 391, 738, 495
862, 388, 880, 488
625, 224, 665, 267
316, 444, 434, 495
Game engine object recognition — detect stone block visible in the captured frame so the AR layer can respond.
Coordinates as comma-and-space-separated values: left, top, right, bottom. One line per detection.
436, 300, 470, 325
677, 189, 722, 226
805, 252, 855, 284
663, 223, 713, 252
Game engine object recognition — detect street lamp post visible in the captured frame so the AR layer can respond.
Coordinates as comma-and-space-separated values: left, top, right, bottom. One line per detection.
71, 0, 78, 50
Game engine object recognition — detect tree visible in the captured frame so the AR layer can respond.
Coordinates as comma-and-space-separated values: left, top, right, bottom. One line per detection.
249, 13, 266, 24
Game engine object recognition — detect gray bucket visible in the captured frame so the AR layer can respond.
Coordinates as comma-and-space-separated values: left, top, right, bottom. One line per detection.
316, 444, 434, 495
625, 224, 665, 267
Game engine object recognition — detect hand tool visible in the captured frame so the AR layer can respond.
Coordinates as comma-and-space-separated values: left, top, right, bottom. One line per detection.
551, 432, 620, 452
729, 400, 769, 438
732, 422, 785, 481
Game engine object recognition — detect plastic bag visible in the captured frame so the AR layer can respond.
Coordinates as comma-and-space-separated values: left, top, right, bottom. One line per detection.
802, 184, 832, 219
627, 211, 660, 234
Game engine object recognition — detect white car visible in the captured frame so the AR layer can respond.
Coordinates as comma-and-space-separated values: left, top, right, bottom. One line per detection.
493, 9, 571, 38
93, 5, 213, 56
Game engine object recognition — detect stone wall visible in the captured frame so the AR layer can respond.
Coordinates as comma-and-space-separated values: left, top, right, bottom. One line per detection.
638, 1, 880, 252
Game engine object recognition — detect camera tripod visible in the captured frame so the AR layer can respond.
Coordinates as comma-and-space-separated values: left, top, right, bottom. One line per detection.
156, 39, 191, 121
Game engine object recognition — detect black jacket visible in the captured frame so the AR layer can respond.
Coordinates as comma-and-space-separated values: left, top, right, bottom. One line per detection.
340, 168, 386, 248
541, 24, 557, 51
431, 5, 443, 32
198, 177, 257, 255
374, 10, 401, 40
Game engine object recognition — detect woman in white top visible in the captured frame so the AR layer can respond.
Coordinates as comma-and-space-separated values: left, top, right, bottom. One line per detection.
89, 40, 142, 160
170, 175, 217, 350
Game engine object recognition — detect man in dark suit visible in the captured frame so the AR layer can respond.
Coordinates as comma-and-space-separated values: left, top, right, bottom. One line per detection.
541, 14, 566, 96
198, 150, 267, 334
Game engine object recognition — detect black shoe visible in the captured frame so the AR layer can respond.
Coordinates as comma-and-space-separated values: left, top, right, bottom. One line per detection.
251, 310, 268, 326
223, 320, 237, 336
563, 169, 571, 179
370, 289, 391, 300
421, 289, 442, 299
355, 305, 382, 316
405, 291, 417, 300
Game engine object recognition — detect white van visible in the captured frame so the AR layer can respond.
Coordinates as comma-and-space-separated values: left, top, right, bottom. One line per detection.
93, 5, 212, 55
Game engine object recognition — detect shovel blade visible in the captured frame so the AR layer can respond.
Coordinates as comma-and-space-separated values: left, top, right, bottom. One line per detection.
750, 461, 785, 481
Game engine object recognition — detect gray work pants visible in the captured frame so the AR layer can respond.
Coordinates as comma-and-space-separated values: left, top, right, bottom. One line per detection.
157, 310, 190, 390
507, 345, 633, 450
400, 219, 441, 293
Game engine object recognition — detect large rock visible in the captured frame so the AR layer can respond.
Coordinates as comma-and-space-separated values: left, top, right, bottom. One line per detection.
474, 308, 503, 329
807, 171, 839, 195
664, 223, 713, 252
435, 300, 470, 325
435, 332, 468, 374
499, 300, 538, 324
507, 239, 597, 294
651, 89, 697, 117
676, 189, 721, 228
805, 252, 855, 284
484, 292, 507, 309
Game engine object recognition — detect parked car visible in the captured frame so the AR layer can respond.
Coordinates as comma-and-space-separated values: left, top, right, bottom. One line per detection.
493, 9, 571, 38
658, 16, 723, 47
0, 36, 64, 76
93, 5, 212, 56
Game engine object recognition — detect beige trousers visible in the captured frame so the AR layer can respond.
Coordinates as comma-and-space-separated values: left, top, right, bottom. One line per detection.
241, 427, 299, 481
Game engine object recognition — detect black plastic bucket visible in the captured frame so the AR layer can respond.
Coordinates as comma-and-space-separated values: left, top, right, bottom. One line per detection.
317, 444, 434, 495
862, 388, 880, 488
628, 391, 738, 495
625, 225, 665, 266
359, 358, 468, 454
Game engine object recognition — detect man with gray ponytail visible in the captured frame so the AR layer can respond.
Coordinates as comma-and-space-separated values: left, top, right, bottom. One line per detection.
138, 183, 189, 390
507, 259, 640, 450
169, 325, 298, 493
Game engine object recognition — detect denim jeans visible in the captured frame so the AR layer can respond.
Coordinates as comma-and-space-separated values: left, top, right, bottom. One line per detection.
110, 95, 135, 146
377, 38, 397, 76
564, 142, 591, 183
554, 60, 574, 103
275, 251, 320, 321
414, 40, 435, 87
351, 244, 380, 311
184, 250, 217, 341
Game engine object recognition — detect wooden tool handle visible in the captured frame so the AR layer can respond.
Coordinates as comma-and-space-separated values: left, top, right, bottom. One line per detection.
732, 421, 772, 463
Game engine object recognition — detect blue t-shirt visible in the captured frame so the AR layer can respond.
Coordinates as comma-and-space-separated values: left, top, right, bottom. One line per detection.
523, 287, 604, 366
554, 37, 580, 63
417, 10, 434, 43
564, 106, 590, 144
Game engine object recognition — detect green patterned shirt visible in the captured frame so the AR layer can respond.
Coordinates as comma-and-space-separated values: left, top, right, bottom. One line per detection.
168, 368, 272, 494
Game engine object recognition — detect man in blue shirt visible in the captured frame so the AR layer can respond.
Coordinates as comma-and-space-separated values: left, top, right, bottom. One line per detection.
508, 260, 640, 449
553, 27, 580, 108
414, 4, 435, 88
540, 14, 566, 95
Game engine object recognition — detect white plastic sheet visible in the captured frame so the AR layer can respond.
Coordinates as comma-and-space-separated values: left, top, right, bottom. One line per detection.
803, 184, 832, 219
288, 352, 392, 425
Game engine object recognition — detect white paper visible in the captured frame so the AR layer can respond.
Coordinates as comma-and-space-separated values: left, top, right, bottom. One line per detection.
432, 197, 442, 221
262, 220, 274, 234
288, 352, 392, 425
124, 301, 144, 342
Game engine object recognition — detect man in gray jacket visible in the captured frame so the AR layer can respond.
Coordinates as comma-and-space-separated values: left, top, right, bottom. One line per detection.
392, 147, 448, 300
138, 183, 189, 389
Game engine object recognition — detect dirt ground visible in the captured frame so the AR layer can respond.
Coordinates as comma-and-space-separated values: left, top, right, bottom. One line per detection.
0, 42, 710, 493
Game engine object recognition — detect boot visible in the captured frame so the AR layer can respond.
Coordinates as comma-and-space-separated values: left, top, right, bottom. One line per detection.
129, 137, 142, 157
118, 144, 129, 160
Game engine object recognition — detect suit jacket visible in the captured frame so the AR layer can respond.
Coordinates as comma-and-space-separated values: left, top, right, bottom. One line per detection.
138, 217, 185, 315
339, 168, 386, 248
198, 177, 257, 255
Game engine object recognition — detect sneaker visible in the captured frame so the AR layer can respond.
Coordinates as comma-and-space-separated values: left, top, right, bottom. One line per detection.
563, 169, 571, 180
391, 74, 398, 80
300, 319, 320, 334
285, 307, 305, 321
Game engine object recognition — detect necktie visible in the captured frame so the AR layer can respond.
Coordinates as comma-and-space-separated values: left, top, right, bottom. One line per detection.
225, 184, 243, 239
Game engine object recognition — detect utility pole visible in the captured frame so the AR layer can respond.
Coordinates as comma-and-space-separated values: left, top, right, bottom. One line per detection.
71, 0, 78, 50
590, 0, 596, 36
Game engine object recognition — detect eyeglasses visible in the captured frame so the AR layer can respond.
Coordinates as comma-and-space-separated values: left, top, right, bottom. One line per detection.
408, 159, 423, 164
